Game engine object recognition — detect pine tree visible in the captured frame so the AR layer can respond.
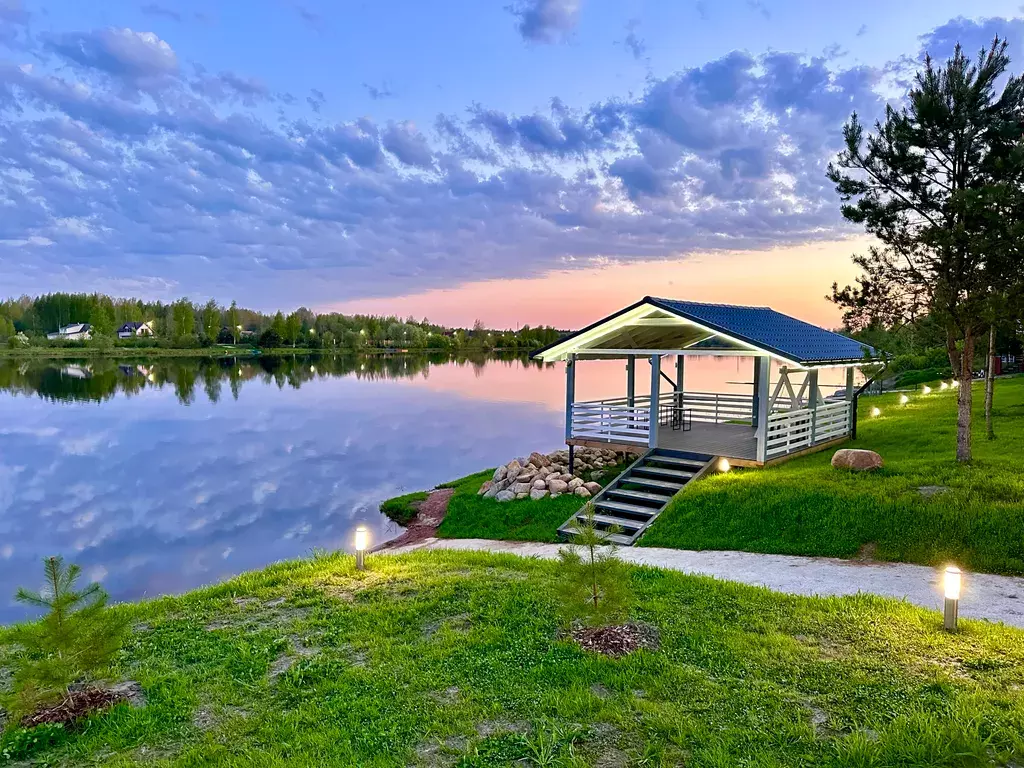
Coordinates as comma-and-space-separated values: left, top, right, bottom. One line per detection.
555, 505, 631, 628
6, 557, 127, 721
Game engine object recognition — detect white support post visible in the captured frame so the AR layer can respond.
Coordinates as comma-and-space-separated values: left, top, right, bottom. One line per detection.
565, 355, 576, 442
755, 356, 770, 463
649, 354, 661, 449
846, 367, 856, 436
675, 354, 684, 408
808, 369, 819, 444
751, 357, 761, 428
626, 355, 635, 407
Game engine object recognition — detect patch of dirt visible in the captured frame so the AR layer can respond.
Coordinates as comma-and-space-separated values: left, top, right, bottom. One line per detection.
192, 706, 217, 730
594, 747, 630, 767
429, 686, 461, 705
414, 737, 462, 768
590, 683, 611, 699
569, 623, 660, 658
132, 622, 151, 633
475, 719, 531, 738
917, 485, 950, 498
855, 542, 879, 562
377, 488, 455, 550
268, 637, 321, 680
807, 704, 835, 738
423, 613, 472, 638
20, 682, 145, 728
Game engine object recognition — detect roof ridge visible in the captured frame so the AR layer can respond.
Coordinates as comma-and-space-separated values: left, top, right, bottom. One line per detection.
648, 296, 772, 311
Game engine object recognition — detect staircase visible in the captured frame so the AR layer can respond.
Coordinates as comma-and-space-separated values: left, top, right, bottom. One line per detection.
558, 449, 717, 545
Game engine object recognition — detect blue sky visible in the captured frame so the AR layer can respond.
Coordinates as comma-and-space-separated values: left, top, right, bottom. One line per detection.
1, 0, 1022, 314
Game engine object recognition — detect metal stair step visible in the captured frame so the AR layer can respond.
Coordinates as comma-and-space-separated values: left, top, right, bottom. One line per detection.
578, 512, 644, 530
633, 466, 695, 480
606, 488, 674, 504
557, 527, 635, 546
646, 455, 707, 470
621, 477, 686, 491
595, 500, 660, 518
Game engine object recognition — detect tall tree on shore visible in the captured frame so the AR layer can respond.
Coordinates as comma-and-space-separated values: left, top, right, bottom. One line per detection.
171, 298, 195, 339
202, 299, 220, 341
226, 301, 241, 343
827, 39, 1024, 462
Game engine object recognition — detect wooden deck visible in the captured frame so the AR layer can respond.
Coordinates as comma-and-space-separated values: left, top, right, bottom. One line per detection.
656, 422, 757, 462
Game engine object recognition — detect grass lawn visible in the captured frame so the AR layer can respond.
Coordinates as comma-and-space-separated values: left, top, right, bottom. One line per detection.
436, 460, 634, 542
641, 376, 1024, 576
2, 550, 1024, 766
380, 491, 431, 526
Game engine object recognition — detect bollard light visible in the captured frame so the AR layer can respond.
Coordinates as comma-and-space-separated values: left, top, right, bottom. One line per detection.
354, 525, 369, 571
952, 380, 959, 389
940, 381, 949, 390
871, 407, 881, 418
943, 565, 961, 632
923, 385, 932, 394
900, 394, 909, 405
717, 458, 730, 473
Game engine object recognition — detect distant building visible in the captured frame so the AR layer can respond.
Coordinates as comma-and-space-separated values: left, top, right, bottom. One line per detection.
117, 321, 154, 339
47, 323, 92, 341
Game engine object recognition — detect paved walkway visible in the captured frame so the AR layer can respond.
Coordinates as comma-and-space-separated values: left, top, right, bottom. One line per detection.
387, 538, 1024, 629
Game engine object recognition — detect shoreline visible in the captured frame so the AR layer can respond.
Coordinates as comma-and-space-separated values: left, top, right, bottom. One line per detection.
0, 346, 533, 360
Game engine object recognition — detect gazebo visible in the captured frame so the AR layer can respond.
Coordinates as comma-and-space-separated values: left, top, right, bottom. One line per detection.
530, 297, 882, 544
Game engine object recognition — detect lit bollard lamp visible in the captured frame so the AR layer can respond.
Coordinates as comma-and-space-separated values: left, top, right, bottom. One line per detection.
354, 525, 369, 571
943, 565, 961, 632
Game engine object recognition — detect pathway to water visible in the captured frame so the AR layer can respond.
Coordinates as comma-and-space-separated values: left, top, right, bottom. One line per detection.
388, 537, 1024, 629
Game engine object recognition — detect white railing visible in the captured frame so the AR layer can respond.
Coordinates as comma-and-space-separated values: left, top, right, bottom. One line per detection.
570, 390, 756, 443
570, 400, 650, 444
765, 400, 852, 458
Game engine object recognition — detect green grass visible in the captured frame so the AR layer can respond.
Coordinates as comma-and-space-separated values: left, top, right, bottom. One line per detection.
641, 376, 1024, 575
2, 550, 1023, 766
437, 461, 635, 542
379, 491, 431, 526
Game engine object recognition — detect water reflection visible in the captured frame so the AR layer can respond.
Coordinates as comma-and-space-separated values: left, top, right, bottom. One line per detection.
0, 352, 770, 622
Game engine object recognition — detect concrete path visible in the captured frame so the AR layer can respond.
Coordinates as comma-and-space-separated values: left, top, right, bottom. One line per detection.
387, 538, 1024, 629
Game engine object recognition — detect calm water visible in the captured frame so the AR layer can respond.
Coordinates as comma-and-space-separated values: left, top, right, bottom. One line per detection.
0, 353, 762, 622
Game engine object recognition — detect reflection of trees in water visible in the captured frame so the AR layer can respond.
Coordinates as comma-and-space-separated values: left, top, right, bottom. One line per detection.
0, 353, 554, 404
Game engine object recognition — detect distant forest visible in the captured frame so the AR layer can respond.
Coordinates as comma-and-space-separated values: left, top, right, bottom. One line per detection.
0, 293, 565, 351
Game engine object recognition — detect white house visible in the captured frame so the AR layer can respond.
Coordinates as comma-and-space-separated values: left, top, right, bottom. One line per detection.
117, 321, 154, 339
46, 323, 92, 341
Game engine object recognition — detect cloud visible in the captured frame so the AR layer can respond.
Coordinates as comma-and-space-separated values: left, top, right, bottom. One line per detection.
918, 15, 1024, 61
140, 3, 181, 22
508, 0, 581, 43
622, 18, 646, 61
362, 81, 394, 100
45, 27, 179, 92
0, 12, 984, 308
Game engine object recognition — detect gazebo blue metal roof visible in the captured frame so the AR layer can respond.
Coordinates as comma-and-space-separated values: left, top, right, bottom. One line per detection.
531, 296, 881, 366
648, 298, 877, 365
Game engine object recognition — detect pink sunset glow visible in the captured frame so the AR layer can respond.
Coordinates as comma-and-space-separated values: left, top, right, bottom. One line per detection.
327, 236, 870, 332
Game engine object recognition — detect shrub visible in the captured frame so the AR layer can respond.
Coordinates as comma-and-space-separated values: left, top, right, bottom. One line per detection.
4, 557, 127, 724
555, 505, 631, 627
258, 329, 281, 348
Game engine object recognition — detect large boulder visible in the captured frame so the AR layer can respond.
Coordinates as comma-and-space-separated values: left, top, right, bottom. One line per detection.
532, 478, 547, 490
483, 485, 499, 499
831, 449, 883, 472
567, 477, 583, 491
529, 451, 551, 468
492, 465, 507, 483
495, 490, 515, 502
530, 488, 549, 501
574, 486, 592, 498
510, 482, 533, 495
547, 478, 569, 494
478, 480, 493, 496
505, 460, 522, 479
583, 481, 601, 495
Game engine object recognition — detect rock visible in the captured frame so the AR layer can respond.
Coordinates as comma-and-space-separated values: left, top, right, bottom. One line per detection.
510, 482, 532, 495
515, 492, 528, 499
560, 473, 574, 483
584, 482, 601, 495
537, 467, 552, 479
493, 465, 507, 483
505, 460, 522, 479
529, 451, 551, 467
516, 471, 536, 483
532, 478, 547, 490
567, 477, 583, 491
530, 488, 549, 501
478, 481, 493, 496
831, 449, 883, 472
575, 486, 592, 498
547, 478, 569, 494
495, 490, 515, 502
483, 485, 499, 499
550, 492, 561, 499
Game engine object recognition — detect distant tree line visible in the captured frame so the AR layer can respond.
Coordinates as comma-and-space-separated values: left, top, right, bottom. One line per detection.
0, 293, 565, 352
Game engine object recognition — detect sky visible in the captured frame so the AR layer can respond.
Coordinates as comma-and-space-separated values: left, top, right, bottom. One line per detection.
1, 0, 1023, 329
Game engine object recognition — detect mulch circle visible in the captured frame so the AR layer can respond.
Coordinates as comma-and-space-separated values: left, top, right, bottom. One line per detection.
569, 622, 660, 658
20, 686, 128, 729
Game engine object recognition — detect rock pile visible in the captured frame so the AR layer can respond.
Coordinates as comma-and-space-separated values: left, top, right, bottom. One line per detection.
478, 447, 633, 502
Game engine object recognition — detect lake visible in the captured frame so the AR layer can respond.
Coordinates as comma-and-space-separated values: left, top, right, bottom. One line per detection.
0, 353, 764, 622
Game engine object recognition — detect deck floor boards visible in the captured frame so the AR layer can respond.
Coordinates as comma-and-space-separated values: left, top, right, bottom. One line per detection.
655, 421, 757, 460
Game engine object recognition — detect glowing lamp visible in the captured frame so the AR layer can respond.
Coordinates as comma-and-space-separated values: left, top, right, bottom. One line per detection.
900, 395, 909, 405
952, 380, 959, 389
717, 458, 730, 473
310, 366, 317, 373
354, 525, 369, 571
943, 565, 961, 631
923, 385, 932, 395
940, 381, 949, 391
871, 407, 881, 418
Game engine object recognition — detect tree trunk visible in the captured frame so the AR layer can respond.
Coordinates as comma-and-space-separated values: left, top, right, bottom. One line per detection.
955, 329, 975, 463
985, 325, 996, 440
